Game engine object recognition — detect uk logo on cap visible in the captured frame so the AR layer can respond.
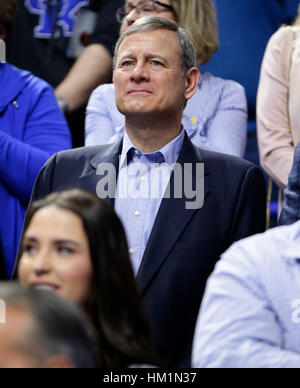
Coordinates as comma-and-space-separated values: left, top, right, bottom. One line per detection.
0, 39, 5, 63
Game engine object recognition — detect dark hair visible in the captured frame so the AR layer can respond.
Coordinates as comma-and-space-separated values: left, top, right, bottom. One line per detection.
19, 189, 158, 368
0, 0, 16, 31
0, 281, 98, 368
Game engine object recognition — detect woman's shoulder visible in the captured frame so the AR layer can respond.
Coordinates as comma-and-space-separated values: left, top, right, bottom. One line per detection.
87, 83, 116, 111
198, 72, 246, 102
267, 25, 296, 50
90, 82, 115, 99
200, 72, 244, 92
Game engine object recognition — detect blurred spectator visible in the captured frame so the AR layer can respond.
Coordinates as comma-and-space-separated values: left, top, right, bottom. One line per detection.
0, 0, 71, 280
85, 0, 247, 158
0, 282, 97, 368
192, 221, 300, 368
17, 189, 158, 368
257, 7, 300, 191
7, 0, 123, 147
200, 0, 299, 165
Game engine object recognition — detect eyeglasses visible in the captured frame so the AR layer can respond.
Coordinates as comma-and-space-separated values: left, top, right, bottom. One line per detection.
116, 0, 174, 23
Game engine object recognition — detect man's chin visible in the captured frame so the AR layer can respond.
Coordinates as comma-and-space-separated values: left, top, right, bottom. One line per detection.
117, 105, 154, 117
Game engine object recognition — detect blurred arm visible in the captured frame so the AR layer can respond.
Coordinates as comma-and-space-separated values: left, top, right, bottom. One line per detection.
257, 27, 295, 190
55, 43, 112, 112
192, 237, 300, 368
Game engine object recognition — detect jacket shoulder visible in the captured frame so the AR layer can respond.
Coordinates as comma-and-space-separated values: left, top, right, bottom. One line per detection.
199, 148, 259, 173
55, 145, 108, 161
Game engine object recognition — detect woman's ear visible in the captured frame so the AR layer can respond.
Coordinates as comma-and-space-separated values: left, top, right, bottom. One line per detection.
0, 24, 6, 40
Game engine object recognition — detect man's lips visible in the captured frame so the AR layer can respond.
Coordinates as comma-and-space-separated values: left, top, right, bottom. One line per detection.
127, 89, 152, 95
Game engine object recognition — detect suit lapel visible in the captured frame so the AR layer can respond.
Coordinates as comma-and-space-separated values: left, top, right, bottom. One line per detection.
136, 135, 210, 294
78, 141, 122, 207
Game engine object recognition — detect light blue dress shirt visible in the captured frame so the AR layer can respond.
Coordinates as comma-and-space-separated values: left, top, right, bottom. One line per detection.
192, 221, 300, 368
114, 130, 184, 275
85, 72, 247, 157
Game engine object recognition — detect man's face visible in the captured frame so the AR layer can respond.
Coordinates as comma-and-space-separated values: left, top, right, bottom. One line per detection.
113, 29, 191, 121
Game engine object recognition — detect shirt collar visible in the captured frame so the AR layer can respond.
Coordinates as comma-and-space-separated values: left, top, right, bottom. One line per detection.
119, 128, 185, 168
119, 128, 185, 169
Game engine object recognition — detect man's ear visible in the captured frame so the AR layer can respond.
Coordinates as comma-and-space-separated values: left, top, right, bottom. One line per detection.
0, 24, 6, 40
184, 67, 200, 101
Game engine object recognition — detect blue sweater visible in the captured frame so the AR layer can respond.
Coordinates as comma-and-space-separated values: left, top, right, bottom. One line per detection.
0, 63, 72, 278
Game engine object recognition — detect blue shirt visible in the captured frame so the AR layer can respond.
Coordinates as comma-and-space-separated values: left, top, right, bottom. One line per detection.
192, 221, 300, 368
114, 130, 184, 274
85, 72, 247, 158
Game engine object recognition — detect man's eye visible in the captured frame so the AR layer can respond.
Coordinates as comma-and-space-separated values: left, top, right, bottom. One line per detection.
121, 60, 134, 68
142, 7, 154, 12
125, 5, 134, 13
150, 60, 163, 67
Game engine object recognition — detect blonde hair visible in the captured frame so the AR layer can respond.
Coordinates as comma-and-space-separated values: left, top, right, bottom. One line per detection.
171, 0, 219, 65
293, 4, 300, 26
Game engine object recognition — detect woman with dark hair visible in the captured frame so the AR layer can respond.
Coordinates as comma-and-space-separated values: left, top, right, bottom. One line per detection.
17, 189, 158, 368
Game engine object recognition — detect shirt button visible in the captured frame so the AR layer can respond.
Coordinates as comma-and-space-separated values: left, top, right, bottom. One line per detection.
134, 210, 140, 216
129, 248, 135, 254
141, 176, 146, 182
134, 149, 139, 155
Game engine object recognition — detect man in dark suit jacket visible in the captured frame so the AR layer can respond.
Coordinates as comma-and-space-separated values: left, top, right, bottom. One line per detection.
21, 17, 266, 366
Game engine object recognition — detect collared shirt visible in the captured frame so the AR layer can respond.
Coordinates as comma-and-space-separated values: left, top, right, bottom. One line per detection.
114, 130, 184, 275
192, 221, 300, 368
85, 72, 247, 158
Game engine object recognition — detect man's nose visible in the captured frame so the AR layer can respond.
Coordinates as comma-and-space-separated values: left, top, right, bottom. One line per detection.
130, 62, 149, 82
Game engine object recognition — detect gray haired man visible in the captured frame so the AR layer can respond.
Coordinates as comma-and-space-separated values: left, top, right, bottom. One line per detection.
0, 282, 97, 368
26, 16, 266, 366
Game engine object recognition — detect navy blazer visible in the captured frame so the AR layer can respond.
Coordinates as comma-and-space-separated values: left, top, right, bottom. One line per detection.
22, 133, 266, 366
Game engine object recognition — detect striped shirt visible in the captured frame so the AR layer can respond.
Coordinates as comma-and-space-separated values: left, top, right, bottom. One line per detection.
192, 221, 300, 368
115, 130, 184, 274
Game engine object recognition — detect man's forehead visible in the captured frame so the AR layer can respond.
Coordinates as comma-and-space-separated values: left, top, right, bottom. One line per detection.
117, 29, 179, 57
